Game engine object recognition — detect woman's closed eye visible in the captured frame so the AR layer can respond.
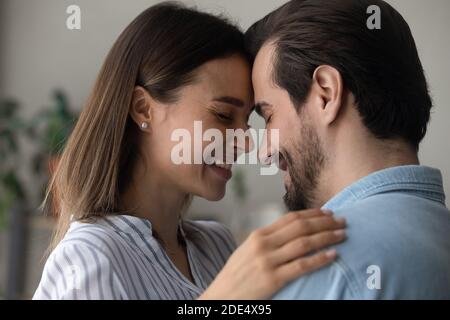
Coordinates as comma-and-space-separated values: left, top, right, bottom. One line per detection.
213, 110, 234, 122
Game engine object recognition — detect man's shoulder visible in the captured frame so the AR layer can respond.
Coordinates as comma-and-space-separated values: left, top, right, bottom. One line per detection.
273, 257, 362, 299
332, 192, 450, 246
334, 192, 450, 250
336, 191, 449, 220
274, 193, 450, 299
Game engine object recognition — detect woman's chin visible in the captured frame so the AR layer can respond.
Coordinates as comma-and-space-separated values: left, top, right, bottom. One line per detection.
200, 188, 226, 201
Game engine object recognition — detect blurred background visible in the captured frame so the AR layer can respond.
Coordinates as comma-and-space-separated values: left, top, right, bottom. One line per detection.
0, 0, 449, 299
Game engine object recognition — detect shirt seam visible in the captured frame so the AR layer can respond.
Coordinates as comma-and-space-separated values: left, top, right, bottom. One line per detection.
352, 181, 444, 203
330, 258, 362, 299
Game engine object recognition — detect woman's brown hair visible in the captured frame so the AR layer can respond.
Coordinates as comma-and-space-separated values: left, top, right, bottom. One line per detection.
45, 2, 249, 251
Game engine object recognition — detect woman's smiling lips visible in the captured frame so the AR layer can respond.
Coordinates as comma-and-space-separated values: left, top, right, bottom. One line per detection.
207, 162, 233, 181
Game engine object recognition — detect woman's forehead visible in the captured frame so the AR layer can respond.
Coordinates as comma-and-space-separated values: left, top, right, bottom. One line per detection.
192, 56, 253, 105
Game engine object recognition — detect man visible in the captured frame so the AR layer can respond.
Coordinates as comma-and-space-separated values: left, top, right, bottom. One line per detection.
245, 0, 450, 299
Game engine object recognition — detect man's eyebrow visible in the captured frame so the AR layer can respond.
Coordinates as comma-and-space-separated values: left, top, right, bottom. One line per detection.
212, 96, 245, 107
254, 101, 271, 116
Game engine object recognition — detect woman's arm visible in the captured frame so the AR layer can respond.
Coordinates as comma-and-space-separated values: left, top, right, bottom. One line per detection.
33, 242, 128, 300
198, 208, 346, 300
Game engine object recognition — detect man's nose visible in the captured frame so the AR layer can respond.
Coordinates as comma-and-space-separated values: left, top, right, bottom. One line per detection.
258, 128, 278, 165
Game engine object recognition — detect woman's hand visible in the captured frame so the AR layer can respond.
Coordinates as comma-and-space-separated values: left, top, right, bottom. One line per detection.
198, 209, 346, 300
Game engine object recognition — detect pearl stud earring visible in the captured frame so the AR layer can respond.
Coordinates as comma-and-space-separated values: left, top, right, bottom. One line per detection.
141, 122, 148, 130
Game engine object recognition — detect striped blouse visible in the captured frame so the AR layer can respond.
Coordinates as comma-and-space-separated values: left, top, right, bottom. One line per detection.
33, 215, 237, 300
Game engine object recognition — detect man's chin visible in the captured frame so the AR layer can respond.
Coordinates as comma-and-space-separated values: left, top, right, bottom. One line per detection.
283, 189, 307, 211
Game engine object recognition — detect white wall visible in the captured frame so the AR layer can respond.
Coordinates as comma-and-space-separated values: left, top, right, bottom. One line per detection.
0, 0, 449, 232
387, 0, 450, 203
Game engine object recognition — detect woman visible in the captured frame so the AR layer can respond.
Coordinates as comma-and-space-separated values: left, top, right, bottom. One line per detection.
33, 2, 346, 300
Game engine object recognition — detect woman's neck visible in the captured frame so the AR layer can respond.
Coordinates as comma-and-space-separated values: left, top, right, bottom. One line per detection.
120, 163, 195, 283
120, 163, 188, 249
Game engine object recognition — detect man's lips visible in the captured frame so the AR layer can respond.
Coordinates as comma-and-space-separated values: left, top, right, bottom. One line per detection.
278, 153, 288, 171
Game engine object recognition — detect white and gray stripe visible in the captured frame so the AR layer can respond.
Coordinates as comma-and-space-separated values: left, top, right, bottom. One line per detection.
33, 215, 237, 300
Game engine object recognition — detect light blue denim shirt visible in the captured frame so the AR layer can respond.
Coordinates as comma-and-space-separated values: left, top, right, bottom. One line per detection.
273, 165, 450, 299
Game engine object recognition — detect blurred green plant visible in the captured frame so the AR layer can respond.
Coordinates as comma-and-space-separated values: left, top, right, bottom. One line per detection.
0, 90, 78, 228
231, 167, 248, 204
0, 99, 27, 229
28, 90, 77, 177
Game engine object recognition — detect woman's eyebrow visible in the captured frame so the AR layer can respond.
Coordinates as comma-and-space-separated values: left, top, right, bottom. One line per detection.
212, 96, 245, 107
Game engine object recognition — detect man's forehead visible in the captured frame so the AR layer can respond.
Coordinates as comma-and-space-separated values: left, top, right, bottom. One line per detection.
253, 42, 276, 83
252, 43, 279, 99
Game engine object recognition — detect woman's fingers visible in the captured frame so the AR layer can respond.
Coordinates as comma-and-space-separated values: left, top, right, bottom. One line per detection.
259, 208, 330, 235
275, 249, 338, 285
267, 214, 346, 248
200, 209, 346, 300
272, 229, 346, 264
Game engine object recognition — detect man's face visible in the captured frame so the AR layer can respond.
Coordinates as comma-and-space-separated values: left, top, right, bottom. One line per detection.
253, 43, 326, 210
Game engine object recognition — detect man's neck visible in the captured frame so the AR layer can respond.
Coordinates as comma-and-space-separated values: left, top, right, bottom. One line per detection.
314, 137, 419, 208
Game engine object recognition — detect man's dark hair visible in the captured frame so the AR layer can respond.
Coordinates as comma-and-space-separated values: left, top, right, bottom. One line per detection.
245, 0, 432, 150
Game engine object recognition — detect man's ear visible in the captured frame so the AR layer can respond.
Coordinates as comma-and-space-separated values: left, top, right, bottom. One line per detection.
130, 86, 152, 132
311, 65, 343, 126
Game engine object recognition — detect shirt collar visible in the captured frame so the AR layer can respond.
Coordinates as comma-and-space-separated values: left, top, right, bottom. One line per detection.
322, 165, 446, 211
103, 214, 154, 238
100, 214, 187, 243
94, 214, 202, 293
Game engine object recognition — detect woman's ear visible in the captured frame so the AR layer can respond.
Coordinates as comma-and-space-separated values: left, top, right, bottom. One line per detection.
311, 65, 343, 126
130, 86, 152, 132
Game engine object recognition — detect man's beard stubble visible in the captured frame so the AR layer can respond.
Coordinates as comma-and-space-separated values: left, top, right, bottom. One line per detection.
282, 124, 326, 211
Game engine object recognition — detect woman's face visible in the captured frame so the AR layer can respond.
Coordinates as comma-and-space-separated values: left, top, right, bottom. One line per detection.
145, 54, 254, 201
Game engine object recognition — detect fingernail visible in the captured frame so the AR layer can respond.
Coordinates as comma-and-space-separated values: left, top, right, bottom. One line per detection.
325, 249, 337, 258
334, 230, 346, 237
322, 209, 333, 215
336, 217, 346, 224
